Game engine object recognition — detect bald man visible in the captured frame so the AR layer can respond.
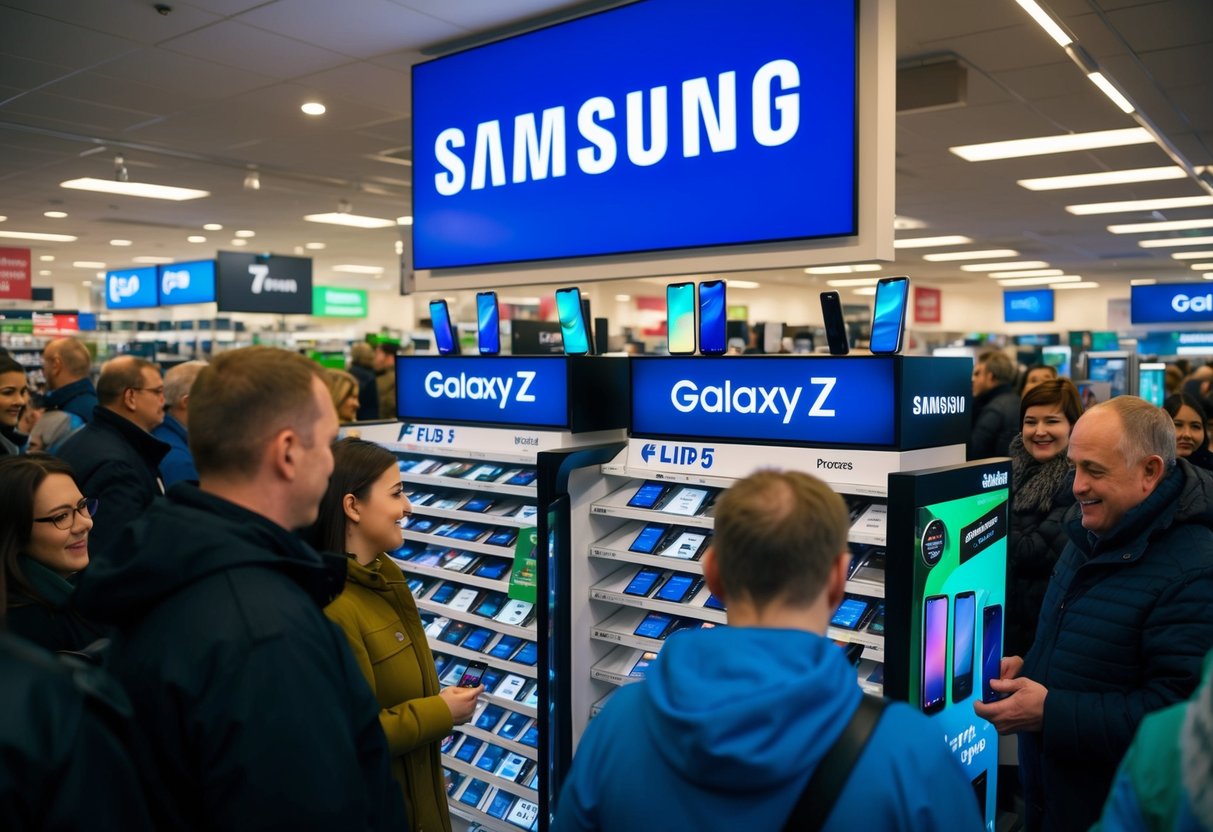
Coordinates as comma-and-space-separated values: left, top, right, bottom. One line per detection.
41, 337, 98, 425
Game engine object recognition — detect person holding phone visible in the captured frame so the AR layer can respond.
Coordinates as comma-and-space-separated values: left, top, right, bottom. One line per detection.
314, 438, 482, 832
1006, 378, 1081, 657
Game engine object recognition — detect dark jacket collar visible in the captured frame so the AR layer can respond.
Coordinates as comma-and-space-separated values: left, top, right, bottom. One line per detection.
13, 555, 74, 608
44, 377, 95, 408
91, 406, 172, 468
0, 424, 26, 455
975, 383, 1014, 407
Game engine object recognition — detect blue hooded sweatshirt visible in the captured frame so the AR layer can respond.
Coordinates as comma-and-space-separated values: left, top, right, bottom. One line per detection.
554, 627, 982, 831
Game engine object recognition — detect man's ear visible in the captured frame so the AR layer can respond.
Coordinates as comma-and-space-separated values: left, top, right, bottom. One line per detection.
267, 428, 298, 482
122, 387, 139, 414
701, 546, 725, 604
1142, 454, 1166, 490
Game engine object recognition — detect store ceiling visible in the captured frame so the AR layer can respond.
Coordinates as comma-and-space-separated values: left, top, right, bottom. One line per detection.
0, 0, 1210, 304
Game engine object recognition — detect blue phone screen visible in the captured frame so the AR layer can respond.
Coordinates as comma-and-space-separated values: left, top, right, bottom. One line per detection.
655, 574, 697, 603
430, 301, 457, 354
628, 483, 666, 509
629, 524, 668, 554
953, 593, 975, 679
489, 635, 522, 660
623, 569, 662, 596
830, 598, 870, 629
555, 288, 590, 355
698, 280, 727, 354
477, 292, 500, 354
704, 593, 726, 611
512, 641, 537, 665
869, 278, 908, 354
667, 282, 696, 354
923, 596, 948, 712
634, 612, 674, 638
982, 605, 1004, 703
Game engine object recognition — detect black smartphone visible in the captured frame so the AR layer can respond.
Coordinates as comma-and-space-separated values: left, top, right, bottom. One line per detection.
952, 591, 975, 703
922, 594, 949, 714
503, 469, 538, 486
440, 732, 461, 754
439, 621, 471, 645
473, 592, 506, 619
627, 482, 669, 509
830, 596, 872, 631
869, 276, 910, 354
498, 711, 532, 741
486, 528, 519, 548
555, 286, 592, 355
698, 279, 727, 355
476, 704, 506, 731
634, 611, 675, 639
429, 583, 457, 605
820, 291, 850, 356
666, 281, 696, 355
454, 736, 483, 764
488, 634, 523, 660
459, 661, 488, 688
476, 291, 500, 355
622, 568, 664, 597
429, 299, 461, 355
654, 573, 703, 604
458, 778, 488, 807
704, 593, 726, 611
971, 770, 988, 819
868, 602, 886, 636
982, 604, 1004, 704
629, 523, 671, 554
512, 641, 538, 666
472, 560, 510, 580
475, 743, 507, 773
461, 627, 495, 653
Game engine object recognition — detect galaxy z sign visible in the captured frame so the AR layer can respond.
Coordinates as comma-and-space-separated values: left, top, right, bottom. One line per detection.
216, 252, 313, 314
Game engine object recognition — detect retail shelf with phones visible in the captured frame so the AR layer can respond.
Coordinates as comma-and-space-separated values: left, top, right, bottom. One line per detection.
352, 354, 628, 832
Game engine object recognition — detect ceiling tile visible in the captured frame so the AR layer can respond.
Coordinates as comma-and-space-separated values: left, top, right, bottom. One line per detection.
0, 53, 77, 96
0, 6, 138, 69
238, 0, 462, 56
1105, 0, 1213, 52
0, 0, 221, 44
34, 70, 207, 118
1, 91, 160, 134
96, 48, 278, 99
161, 20, 350, 79
297, 61, 409, 111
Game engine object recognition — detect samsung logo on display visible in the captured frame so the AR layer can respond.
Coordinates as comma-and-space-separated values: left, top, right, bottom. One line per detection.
982, 471, 1009, 489
424, 370, 538, 410
433, 61, 800, 196
912, 395, 966, 415
1131, 283, 1213, 324
161, 268, 190, 295
669, 377, 837, 425
1170, 293, 1213, 313
109, 274, 141, 303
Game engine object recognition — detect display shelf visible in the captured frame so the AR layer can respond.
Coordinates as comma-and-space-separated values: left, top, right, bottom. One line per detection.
589, 644, 655, 687
416, 597, 537, 641
401, 471, 536, 499
399, 560, 511, 594
589, 483, 715, 530
410, 503, 537, 529
443, 755, 540, 802
395, 443, 541, 466
457, 722, 536, 760
449, 783, 536, 832
589, 692, 614, 719
848, 503, 888, 547
434, 640, 538, 681
402, 530, 519, 559
590, 606, 689, 653
827, 627, 884, 664
588, 523, 707, 574
600, 461, 735, 490
857, 659, 885, 697
589, 567, 727, 625
845, 576, 885, 599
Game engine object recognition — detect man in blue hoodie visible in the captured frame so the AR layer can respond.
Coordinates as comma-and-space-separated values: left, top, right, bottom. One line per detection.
555, 469, 981, 831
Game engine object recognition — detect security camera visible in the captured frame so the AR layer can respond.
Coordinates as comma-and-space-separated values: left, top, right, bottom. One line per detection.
154, 4, 172, 15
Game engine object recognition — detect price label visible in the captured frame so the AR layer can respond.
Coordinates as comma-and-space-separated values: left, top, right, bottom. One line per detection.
593, 629, 622, 643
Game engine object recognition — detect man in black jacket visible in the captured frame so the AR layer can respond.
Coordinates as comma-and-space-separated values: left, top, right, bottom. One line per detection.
968, 349, 1020, 459
54, 356, 169, 561
975, 396, 1213, 832
74, 346, 405, 831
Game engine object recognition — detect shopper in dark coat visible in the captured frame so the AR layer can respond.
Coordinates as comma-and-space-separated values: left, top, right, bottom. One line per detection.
1006, 379, 1081, 656
968, 349, 1020, 459
41, 337, 98, 426
54, 356, 169, 561
349, 342, 380, 421
74, 346, 406, 832
976, 397, 1213, 832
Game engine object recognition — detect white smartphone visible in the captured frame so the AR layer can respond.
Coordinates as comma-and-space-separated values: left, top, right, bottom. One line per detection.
494, 599, 534, 626
449, 588, 480, 612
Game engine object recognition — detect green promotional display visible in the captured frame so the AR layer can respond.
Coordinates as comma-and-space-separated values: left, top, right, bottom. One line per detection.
887, 460, 1011, 832
312, 285, 368, 318
510, 527, 539, 604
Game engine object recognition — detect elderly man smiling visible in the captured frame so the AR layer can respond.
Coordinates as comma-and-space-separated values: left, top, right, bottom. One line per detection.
975, 396, 1213, 832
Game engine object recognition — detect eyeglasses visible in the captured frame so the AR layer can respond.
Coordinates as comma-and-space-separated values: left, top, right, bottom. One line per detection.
129, 386, 165, 396
33, 497, 100, 530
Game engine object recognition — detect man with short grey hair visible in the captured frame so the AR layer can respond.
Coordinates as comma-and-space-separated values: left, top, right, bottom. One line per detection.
41, 337, 98, 426
976, 396, 1213, 832
152, 360, 207, 487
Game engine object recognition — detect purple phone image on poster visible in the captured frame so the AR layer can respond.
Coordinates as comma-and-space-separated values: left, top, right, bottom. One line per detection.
923, 594, 948, 714
982, 605, 1004, 703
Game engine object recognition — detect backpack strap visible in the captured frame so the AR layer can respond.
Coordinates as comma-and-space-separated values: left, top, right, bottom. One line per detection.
781, 694, 888, 831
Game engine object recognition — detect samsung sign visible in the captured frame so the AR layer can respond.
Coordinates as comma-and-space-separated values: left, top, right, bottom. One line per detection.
105, 266, 158, 309
159, 260, 216, 305
397, 357, 568, 428
1003, 289, 1054, 323
411, 0, 857, 269
1132, 283, 1213, 324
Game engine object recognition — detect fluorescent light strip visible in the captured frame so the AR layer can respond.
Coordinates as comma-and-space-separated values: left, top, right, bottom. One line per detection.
1067, 196, 1213, 215
1130, 279, 1157, 285
1191, 263, 1213, 271
1172, 250, 1213, 260
1140, 235, 1213, 249
988, 269, 1064, 278
729, 280, 761, 289
0, 230, 78, 242
1107, 218, 1213, 234
1015, 0, 1072, 46
303, 212, 396, 229
332, 264, 385, 275
60, 177, 209, 201
923, 249, 1018, 262
851, 287, 877, 296
73, 261, 106, 269
1052, 282, 1101, 289
1018, 166, 1185, 191
893, 235, 973, 249
1086, 72, 1135, 114
804, 264, 882, 274
949, 127, 1151, 162
826, 278, 881, 287
960, 261, 1050, 272
998, 275, 1082, 286
133, 256, 174, 264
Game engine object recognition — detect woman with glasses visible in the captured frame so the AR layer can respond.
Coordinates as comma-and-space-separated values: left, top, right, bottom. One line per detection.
0, 453, 106, 653
0, 353, 31, 456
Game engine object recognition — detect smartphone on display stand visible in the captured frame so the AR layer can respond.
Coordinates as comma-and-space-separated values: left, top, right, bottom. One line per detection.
555, 287, 592, 355
666, 281, 697, 355
952, 591, 975, 703
982, 604, 1005, 703
429, 299, 461, 355
820, 291, 850, 356
476, 291, 500, 355
922, 594, 948, 714
698, 280, 727, 355
869, 276, 909, 355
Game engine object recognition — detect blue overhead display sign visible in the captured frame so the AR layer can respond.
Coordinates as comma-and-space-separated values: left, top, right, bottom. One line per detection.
105, 266, 158, 309
1132, 283, 1213, 324
411, 0, 857, 270
158, 259, 216, 305
1003, 289, 1054, 323
396, 356, 569, 428
631, 356, 971, 450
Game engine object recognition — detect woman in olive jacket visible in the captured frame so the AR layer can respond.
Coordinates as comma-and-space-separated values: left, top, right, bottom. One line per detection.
313, 438, 482, 832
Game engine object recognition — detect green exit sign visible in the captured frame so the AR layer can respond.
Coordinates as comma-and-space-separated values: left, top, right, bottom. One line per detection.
312, 286, 368, 318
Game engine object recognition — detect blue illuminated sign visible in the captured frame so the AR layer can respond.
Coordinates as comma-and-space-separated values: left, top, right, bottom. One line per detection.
412, 0, 856, 269
1132, 283, 1213, 324
159, 260, 216, 305
1003, 290, 1054, 323
396, 356, 569, 428
105, 266, 158, 309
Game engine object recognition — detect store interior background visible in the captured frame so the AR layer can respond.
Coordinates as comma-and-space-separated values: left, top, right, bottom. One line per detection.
1, 0, 1210, 350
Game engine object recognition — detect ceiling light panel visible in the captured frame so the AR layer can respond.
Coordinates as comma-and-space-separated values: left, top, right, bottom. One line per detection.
60, 178, 209, 201
1066, 196, 1213, 215
923, 249, 1018, 262
303, 212, 396, 229
1172, 250, 1213, 260
1052, 282, 1101, 289
332, 265, 385, 274
997, 275, 1082, 286
1086, 72, 1135, 114
1018, 166, 1185, 191
0, 230, 78, 242
893, 235, 973, 249
988, 269, 1064, 278
825, 278, 881, 287
960, 261, 1050, 272
1107, 218, 1213, 234
1015, 0, 1072, 46
949, 127, 1151, 162
1140, 235, 1213, 249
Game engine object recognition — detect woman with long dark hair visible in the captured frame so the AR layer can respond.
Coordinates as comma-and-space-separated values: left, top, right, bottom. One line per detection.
1163, 393, 1213, 471
0, 353, 30, 456
0, 453, 105, 652
312, 437, 481, 831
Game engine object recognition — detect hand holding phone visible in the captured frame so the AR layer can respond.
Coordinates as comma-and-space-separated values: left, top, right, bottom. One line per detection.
441, 680, 483, 725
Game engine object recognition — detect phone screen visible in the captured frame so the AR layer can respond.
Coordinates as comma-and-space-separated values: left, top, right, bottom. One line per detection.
475, 744, 506, 772
629, 651, 658, 678
489, 635, 522, 660
458, 778, 488, 807
982, 604, 1004, 703
654, 573, 701, 603
820, 291, 850, 355
952, 592, 975, 702
1138, 363, 1165, 407
634, 611, 674, 639
459, 662, 487, 688
869, 276, 909, 354
477, 291, 500, 355
555, 287, 591, 355
629, 523, 669, 554
698, 280, 727, 355
923, 594, 948, 714
627, 482, 668, 509
430, 583, 457, 605
659, 486, 708, 516
623, 568, 663, 597
663, 530, 707, 560
498, 712, 531, 740
462, 628, 494, 653
830, 597, 871, 630
476, 704, 506, 731
512, 642, 537, 666
666, 282, 696, 355
429, 300, 459, 355
704, 593, 726, 611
